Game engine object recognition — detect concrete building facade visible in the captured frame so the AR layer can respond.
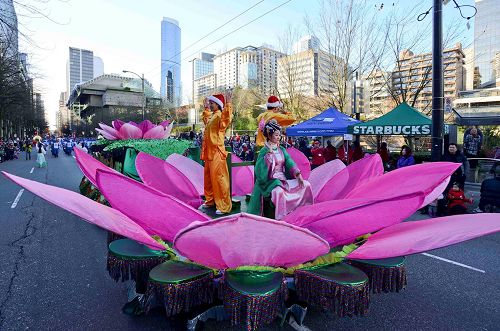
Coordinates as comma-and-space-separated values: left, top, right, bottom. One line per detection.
191, 52, 215, 104
392, 43, 465, 111
277, 49, 339, 99
213, 45, 285, 95
193, 73, 217, 106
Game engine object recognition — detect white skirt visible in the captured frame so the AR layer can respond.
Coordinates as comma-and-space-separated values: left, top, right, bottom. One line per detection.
36, 153, 47, 167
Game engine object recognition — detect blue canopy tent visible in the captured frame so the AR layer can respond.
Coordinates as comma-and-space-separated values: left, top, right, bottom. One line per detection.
286, 107, 361, 136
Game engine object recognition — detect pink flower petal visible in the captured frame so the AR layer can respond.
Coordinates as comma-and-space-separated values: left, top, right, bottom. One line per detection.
2, 171, 164, 250
97, 123, 121, 140
231, 154, 254, 196
159, 120, 170, 128
112, 119, 125, 131
315, 153, 384, 202
95, 128, 118, 140
74, 147, 121, 187
139, 120, 155, 134
143, 125, 166, 139
135, 152, 202, 208
164, 121, 174, 138
287, 147, 311, 180
174, 213, 330, 269
96, 169, 209, 243
347, 213, 500, 260
344, 162, 460, 209
283, 193, 424, 246
308, 159, 346, 200
119, 122, 143, 139
166, 154, 204, 195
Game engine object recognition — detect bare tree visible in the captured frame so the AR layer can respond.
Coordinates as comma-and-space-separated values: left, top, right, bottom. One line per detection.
372, 3, 468, 115
305, 0, 389, 114
275, 24, 315, 121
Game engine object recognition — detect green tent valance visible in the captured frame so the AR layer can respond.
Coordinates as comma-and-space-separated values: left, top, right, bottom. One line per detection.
348, 102, 439, 136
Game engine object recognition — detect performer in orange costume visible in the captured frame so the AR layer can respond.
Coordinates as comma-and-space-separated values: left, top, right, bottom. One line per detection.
201, 93, 233, 215
256, 96, 296, 146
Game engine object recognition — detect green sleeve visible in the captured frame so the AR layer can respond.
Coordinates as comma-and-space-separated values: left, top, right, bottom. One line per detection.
283, 147, 299, 178
255, 148, 270, 186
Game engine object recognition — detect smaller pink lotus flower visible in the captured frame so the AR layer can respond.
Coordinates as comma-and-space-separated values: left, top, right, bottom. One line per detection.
95, 119, 174, 140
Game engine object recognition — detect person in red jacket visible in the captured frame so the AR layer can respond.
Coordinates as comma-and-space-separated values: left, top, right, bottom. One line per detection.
447, 182, 473, 215
324, 140, 337, 162
310, 140, 326, 169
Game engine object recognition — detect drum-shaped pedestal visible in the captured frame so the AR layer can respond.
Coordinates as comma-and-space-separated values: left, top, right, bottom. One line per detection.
221, 270, 288, 331
107, 238, 168, 293
144, 260, 214, 317
295, 262, 370, 317
349, 257, 407, 293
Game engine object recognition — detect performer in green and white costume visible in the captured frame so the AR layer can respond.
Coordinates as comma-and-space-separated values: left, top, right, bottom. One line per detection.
248, 120, 313, 219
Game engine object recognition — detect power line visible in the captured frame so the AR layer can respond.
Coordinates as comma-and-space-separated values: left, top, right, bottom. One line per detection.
148, 0, 293, 81
144, 0, 266, 76
181, 0, 293, 63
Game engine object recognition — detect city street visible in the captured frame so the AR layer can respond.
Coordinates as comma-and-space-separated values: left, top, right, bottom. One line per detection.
0, 153, 499, 330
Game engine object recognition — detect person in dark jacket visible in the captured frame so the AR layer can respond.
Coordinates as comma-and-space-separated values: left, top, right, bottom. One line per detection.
473, 173, 500, 212
441, 143, 469, 189
377, 142, 390, 169
397, 145, 415, 169
351, 141, 364, 163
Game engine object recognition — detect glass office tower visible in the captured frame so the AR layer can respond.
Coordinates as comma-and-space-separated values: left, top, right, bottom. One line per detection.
161, 17, 181, 104
474, 0, 500, 85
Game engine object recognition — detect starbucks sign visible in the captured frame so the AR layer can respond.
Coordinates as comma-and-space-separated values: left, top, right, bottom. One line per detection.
351, 125, 431, 135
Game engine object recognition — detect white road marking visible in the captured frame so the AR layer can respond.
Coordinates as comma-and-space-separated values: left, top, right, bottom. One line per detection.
11, 189, 25, 209
422, 253, 486, 273
29, 167, 34, 174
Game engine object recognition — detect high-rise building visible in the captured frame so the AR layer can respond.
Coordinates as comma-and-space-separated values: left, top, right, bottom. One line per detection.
193, 73, 217, 106
474, 0, 500, 86
0, 0, 18, 55
93, 56, 104, 78
491, 52, 500, 82
213, 45, 284, 94
161, 17, 181, 104
391, 43, 465, 111
293, 35, 320, 54
66, 47, 94, 95
56, 92, 70, 131
192, 52, 214, 80
351, 71, 393, 116
277, 49, 339, 98
191, 52, 215, 104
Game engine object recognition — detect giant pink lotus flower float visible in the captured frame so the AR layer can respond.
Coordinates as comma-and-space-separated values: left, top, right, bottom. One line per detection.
95, 119, 174, 140
2, 149, 499, 330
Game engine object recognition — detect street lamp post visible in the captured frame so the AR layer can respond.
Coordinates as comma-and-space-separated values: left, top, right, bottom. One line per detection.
431, 0, 444, 162
123, 70, 145, 120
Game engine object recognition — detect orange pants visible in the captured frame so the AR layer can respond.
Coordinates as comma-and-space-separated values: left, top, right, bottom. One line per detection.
204, 153, 232, 213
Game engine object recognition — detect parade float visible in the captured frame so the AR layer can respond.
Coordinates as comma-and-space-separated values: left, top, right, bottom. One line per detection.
3, 119, 500, 331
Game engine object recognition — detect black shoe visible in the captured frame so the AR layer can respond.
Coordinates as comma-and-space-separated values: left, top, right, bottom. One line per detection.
122, 296, 144, 316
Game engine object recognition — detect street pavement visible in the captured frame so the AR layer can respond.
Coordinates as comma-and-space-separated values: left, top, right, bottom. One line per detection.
0, 153, 499, 331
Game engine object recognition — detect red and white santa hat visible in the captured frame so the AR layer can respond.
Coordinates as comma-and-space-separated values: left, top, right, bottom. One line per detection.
267, 95, 283, 108
208, 94, 225, 109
